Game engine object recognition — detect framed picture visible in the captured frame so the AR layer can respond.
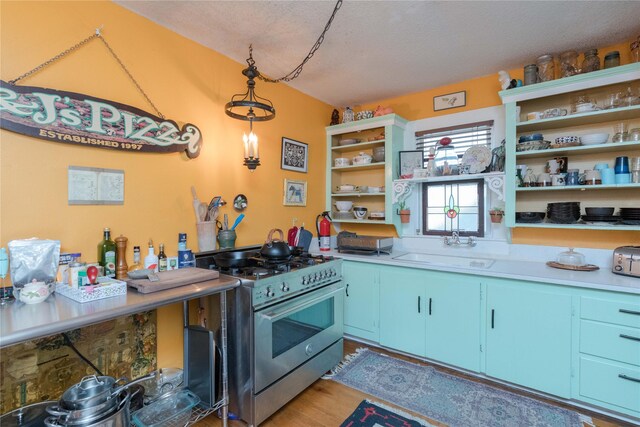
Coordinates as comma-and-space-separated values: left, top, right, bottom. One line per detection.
281, 137, 308, 173
283, 179, 307, 206
398, 150, 424, 179
433, 90, 466, 111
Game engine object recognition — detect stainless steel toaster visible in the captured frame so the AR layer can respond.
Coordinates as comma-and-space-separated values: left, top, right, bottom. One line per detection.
612, 246, 640, 278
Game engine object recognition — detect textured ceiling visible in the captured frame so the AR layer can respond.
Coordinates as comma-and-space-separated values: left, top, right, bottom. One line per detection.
115, 1, 640, 107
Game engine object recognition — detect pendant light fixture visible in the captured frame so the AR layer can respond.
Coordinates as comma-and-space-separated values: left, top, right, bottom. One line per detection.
225, 0, 343, 171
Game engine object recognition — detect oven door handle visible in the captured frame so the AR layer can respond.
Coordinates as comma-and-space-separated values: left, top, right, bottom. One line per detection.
258, 286, 343, 322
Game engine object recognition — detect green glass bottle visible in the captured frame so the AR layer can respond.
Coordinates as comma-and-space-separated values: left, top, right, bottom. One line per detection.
98, 227, 117, 278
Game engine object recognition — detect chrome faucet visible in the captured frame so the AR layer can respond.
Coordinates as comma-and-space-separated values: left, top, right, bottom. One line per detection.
443, 231, 476, 247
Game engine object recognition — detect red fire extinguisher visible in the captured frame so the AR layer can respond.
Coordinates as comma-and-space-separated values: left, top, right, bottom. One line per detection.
316, 211, 332, 252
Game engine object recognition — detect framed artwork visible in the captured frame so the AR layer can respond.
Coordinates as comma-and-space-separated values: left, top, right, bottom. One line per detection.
283, 179, 307, 206
281, 137, 308, 173
398, 150, 424, 179
433, 90, 466, 111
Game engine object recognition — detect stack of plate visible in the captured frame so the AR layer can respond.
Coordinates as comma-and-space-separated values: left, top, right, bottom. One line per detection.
547, 202, 580, 224
581, 207, 619, 223
620, 207, 640, 225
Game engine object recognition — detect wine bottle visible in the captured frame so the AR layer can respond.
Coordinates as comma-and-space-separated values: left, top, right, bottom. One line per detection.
158, 244, 167, 272
98, 228, 116, 278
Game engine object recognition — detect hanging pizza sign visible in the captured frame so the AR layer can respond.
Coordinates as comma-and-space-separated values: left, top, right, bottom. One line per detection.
0, 80, 202, 158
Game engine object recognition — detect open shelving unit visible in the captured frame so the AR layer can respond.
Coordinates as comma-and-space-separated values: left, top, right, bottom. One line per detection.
326, 114, 407, 233
500, 62, 640, 231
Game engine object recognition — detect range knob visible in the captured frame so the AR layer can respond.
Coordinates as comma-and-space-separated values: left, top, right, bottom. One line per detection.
281, 282, 290, 292
265, 287, 275, 298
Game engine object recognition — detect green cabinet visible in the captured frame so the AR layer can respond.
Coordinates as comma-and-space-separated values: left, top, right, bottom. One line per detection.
343, 261, 379, 342
424, 271, 481, 372
378, 266, 481, 371
379, 266, 426, 355
485, 278, 572, 398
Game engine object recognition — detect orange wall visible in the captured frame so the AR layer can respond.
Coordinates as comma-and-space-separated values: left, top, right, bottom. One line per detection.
0, 1, 333, 365
350, 40, 640, 248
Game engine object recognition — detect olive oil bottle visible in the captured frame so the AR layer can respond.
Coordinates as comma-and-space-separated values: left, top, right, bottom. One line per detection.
98, 228, 116, 278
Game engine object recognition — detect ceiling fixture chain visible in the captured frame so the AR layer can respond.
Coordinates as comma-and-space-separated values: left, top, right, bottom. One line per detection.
8, 27, 165, 119
257, 0, 343, 83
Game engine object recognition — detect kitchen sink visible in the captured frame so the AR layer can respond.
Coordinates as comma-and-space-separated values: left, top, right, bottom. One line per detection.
392, 252, 495, 269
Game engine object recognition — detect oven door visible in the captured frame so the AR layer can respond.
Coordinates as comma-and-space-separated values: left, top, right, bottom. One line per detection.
253, 281, 344, 392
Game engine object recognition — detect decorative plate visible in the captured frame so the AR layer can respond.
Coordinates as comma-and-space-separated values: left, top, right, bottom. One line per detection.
461, 145, 492, 174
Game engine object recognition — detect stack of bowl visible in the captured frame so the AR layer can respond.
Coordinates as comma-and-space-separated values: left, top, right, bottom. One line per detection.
517, 134, 550, 152
620, 207, 640, 225
547, 202, 581, 223
581, 207, 617, 222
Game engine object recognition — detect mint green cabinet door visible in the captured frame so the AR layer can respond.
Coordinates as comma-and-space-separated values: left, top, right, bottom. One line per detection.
379, 266, 426, 356
343, 261, 379, 342
486, 279, 572, 398
425, 272, 481, 372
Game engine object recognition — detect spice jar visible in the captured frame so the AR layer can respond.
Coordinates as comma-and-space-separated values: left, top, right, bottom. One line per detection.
604, 51, 620, 69
536, 54, 555, 82
523, 64, 538, 85
581, 49, 600, 73
559, 51, 579, 77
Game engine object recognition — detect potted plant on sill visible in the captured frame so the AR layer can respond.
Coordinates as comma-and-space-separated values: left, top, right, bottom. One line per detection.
398, 201, 411, 224
489, 207, 504, 224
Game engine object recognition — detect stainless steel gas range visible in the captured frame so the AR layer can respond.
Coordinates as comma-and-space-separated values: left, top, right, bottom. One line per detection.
196, 246, 344, 426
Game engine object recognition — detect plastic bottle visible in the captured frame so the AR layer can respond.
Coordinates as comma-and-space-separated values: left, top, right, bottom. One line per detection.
144, 239, 159, 272
98, 228, 116, 278
158, 244, 167, 272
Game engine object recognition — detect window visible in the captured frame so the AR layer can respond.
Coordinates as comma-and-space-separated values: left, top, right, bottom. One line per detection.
415, 120, 493, 168
421, 179, 485, 237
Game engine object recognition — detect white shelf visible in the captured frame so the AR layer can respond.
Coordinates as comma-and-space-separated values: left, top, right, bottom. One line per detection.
516, 183, 640, 192
333, 219, 388, 224
516, 105, 640, 133
331, 162, 385, 171
331, 139, 385, 153
331, 192, 385, 197
394, 172, 505, 203
515, 140, 640, 158
395, 171, 504, 184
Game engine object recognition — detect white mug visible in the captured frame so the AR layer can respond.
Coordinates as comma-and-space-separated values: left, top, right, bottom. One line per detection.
551, 173, 566, 186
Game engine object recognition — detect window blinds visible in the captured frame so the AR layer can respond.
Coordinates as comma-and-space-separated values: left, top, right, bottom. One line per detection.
415, 120, 493, 162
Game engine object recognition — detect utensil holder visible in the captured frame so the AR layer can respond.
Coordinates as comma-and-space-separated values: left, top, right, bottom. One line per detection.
196, 221, 217, 252
218, 230, 237, 250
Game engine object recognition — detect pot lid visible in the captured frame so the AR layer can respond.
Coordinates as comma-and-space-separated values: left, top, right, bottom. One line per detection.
0, 401, 57, 427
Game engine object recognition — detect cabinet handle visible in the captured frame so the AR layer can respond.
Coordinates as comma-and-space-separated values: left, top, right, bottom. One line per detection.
620, 334, 640, 342
429, 298, 432, 316
491, 309, 495, 329
619, 374, 640, 383
345, 284, 349, 297
418, 296, 421, 314
619, 308, 640, 316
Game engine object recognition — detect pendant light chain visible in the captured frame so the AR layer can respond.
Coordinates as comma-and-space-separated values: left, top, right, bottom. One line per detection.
8, 28, 165, 119
258, 0, 343, 83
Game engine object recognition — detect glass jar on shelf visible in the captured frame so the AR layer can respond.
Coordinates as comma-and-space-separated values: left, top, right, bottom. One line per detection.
581, 49, 601, 73
523, 64, 538, 85
433, 143, 459, 176
536, 54, 555, 82
559, 50, 579, 77
631, 38, 639, 63
604, 51, 620, 69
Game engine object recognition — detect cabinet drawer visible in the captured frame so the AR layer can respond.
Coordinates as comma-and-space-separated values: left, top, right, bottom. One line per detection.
580, 356, 640, 413
581, 297, 640, 328
580, 320, 640, 366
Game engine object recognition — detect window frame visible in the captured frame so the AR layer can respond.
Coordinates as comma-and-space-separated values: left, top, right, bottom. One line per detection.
421, 178, 485, 237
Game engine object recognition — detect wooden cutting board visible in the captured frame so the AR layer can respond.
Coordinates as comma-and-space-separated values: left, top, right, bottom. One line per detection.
127, 268, 219, 293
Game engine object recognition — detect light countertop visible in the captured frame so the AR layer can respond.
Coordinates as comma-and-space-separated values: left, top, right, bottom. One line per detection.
324, 250, 640, 295
0, 275, 240, 348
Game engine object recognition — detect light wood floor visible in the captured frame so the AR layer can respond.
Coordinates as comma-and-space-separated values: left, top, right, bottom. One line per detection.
199, 340, 631, 427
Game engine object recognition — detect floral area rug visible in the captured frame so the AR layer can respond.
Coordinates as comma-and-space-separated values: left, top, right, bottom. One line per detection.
341, 399, 434, 427
327, 348, 593, 427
